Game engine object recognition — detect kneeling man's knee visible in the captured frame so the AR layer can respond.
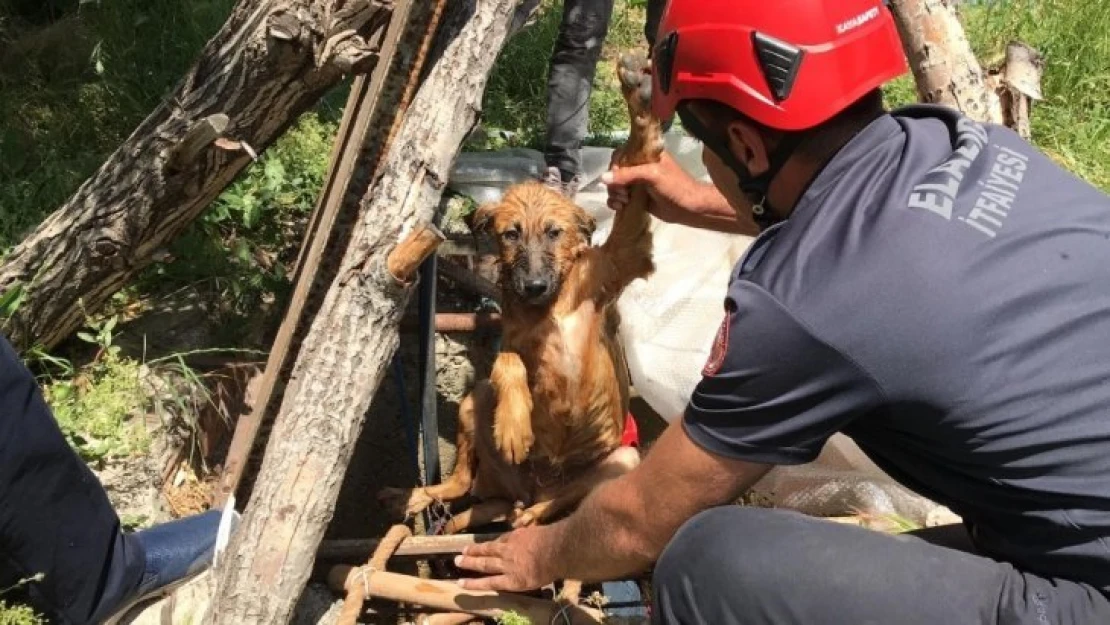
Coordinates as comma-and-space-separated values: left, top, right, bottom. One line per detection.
652, 506, 814, 624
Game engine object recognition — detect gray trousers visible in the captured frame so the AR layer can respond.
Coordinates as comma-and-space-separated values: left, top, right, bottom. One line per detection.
653, 507, 1110, 625
543, 0, 671, 178
543, 0, 616, 178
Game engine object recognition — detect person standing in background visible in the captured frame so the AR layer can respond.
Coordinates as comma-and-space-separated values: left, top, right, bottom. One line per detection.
541, 0, 668, 199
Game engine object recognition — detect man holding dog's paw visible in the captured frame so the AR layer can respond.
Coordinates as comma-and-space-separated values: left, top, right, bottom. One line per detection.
454, 0, 1110, 623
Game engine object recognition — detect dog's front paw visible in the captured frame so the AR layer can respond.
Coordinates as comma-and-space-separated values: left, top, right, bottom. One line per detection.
618, 51, 653, 118
493, 403, 534, 465
510, 506, 539, 529
376, 486, 433, 519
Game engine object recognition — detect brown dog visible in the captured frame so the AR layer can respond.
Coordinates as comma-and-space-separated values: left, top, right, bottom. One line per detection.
379, 52, 664, 535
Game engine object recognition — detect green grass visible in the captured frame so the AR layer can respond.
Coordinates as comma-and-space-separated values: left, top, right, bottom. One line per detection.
0, 601, 43, 625
0, 0, 237, 249
0, 574, 46, 625
40, 347, 152, 463
879, 0, 1110, 192
962, 0, 1110, 191
496, 611, 533, 625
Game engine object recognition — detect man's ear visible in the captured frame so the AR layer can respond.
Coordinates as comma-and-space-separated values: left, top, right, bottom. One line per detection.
725, 119, 770, 177
469, 202, 498, 235
576, 211, 597, 242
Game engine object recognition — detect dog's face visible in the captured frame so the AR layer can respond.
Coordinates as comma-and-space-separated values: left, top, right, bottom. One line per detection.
471, 183, 597, 307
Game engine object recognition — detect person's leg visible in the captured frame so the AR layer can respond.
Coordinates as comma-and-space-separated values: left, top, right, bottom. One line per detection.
0, 336, 145, 624
652, 506, 1110, 625
543, 0, 616, 196
0, 336, 234, 624
643, 0, 666, 48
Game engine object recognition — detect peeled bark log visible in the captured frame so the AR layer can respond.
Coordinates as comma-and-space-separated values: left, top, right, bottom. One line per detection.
998, 40, 1045, 139
0, 0, 396, 353
204, 0, 520, 621
889, 0, 1003, 124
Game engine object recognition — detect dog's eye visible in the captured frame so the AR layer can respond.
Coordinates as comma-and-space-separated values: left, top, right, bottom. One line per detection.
546, 228, 562, 241
502, 229, 520, 242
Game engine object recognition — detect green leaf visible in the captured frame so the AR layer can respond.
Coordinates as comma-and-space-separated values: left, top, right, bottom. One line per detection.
76, 332, 97, 344
241, 194, 260, 229
264, 158, 286, 187
0, 283, 25, 318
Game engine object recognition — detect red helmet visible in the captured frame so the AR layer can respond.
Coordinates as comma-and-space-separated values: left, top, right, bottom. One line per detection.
651, 0, 909, 130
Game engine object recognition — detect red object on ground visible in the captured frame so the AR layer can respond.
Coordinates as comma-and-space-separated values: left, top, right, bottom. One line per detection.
621, 412, 640, 448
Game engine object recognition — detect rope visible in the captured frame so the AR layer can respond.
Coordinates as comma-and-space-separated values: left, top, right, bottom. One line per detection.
354, 564, 377, 599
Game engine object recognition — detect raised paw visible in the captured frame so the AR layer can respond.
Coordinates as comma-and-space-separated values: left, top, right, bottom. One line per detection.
493, 402, 534, 465
618, 51, 653, 119
376, 486, 434, 519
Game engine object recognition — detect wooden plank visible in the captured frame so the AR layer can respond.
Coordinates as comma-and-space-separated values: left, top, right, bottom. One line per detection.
318, 532, 505, 560
212, 0, 416, 508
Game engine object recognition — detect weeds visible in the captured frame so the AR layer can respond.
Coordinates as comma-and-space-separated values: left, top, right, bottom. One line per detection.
0, 602, 42, 625
0, 575, 45, 625
42, 348, 149, 462
496, 611, 533, 625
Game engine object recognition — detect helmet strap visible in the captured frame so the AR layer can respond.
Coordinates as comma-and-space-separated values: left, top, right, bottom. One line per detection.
677, 103, 802, 232
731, 132, 803, 231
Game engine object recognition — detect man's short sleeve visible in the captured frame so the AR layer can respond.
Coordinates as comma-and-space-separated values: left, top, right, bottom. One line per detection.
684, 281, 884, 465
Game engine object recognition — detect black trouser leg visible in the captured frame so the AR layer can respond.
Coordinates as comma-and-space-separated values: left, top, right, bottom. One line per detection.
543, 0, 616, 178
0, 336, 144, 624
652, 506, 1110, 625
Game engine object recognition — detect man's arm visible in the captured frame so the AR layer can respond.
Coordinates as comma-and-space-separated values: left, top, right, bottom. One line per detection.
603, 152, 757, 236
455, 419, 771, 590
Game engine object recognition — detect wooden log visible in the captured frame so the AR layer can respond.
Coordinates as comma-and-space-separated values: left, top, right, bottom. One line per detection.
325, 569, 605, 625
999, 40, 1044, 139
335, 524, 412, 625
226, 0, 454, 508
417, 614, 481, 625
437, 256, 500, 301
888, 0, 1003, 124
213, 0, 422, 510
386, 224, 448, 285
0, 0, 397, 353
318, 533, 505, 560
205, 0, 524, 621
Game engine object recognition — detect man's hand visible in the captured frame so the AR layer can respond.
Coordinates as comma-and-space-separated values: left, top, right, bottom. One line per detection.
603, 151, 754, 234
454, 525, 555, 592
604, 151, 705, 221
453, 422, 773, 589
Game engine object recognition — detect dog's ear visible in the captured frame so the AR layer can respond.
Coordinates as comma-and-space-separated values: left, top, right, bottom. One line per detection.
576, 211, 597, 242
468, 202, 498, 235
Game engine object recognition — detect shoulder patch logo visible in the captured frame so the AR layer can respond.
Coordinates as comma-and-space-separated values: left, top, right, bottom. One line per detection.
702, 308, 732, 377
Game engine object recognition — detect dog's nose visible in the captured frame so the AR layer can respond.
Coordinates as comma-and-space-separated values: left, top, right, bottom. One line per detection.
523, 280, 548, 297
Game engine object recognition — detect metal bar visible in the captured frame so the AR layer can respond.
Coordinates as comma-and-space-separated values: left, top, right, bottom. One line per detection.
418, 254, 441, 489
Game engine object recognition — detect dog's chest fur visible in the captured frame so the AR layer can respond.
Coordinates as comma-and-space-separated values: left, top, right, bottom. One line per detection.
504, 301, 623, 469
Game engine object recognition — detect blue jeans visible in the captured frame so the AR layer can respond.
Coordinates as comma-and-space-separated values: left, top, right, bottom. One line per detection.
0, 336, 144, 624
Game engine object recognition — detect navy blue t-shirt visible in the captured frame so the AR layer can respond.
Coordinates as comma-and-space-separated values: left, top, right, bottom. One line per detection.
685, 104, 1110, 592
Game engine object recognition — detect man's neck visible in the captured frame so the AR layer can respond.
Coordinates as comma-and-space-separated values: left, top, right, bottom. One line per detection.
766, 111, 884, 219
